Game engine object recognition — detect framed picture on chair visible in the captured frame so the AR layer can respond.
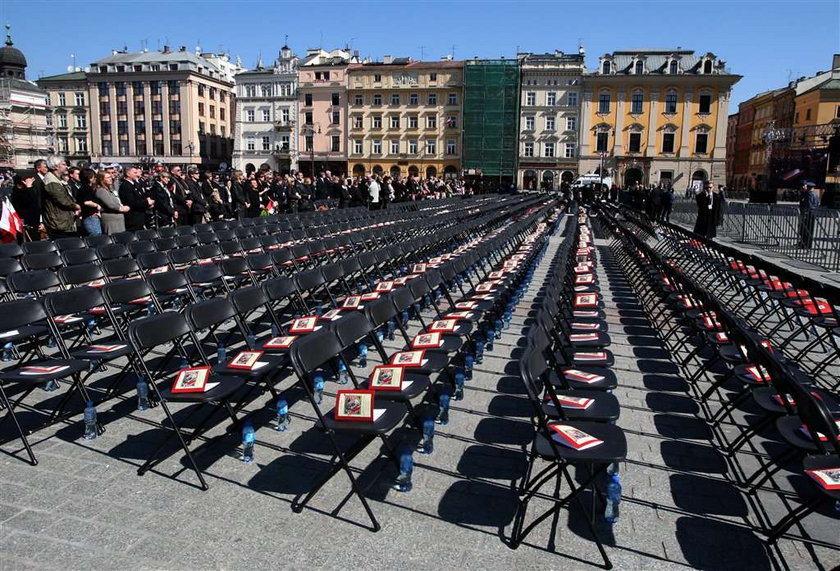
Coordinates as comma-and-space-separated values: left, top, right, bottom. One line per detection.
227, 351, 264, 371
171, 366, 211, 393
369, 366, 404, 391
334, 390, 375, 422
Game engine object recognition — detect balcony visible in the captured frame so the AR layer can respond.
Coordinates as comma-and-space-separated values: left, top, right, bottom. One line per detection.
274, 121, 294, 131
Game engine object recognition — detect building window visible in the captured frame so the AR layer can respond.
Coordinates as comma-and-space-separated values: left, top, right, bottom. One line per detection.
391, 93, 400, 105
390, 139, 399, 154
331, 92, 339, 105
598, 92, 610, 114
168, 120, 180, 134
101, 140, 112, 155
372, 139, 382, 154
547, 92, 556, 106
280, 109, 289, 123
836, 105, 840, 118
631, 91, 644, 114
426, 115, 437, 129
703, 60, 713, 74
100, 121, 110, 135
409, 93, 419, 105
698, 94, 712, 114
806, 109, 811, 121
446, 139, 456, 155
429, 73, 437, 82
628, 132, 642, 152
596, 131, 609, 152
46, 114, 53, 127
115, 82, 126, 96
304, 93, 313, 107
353, 115, 363, 129
602, 61, 611, 74
57, 113, 67, 128
262, 136, 271, 151
544, 142, 555, 157
545, 117, 555, 131
58, 136, 68, 153
426, 140, 437, 155
564, 142, 576, 158
354, 94, 363, 106
445, 116, 457, 129
305, 135, 313, 152
305, 111, 313, 125
408, 140, 418, 153
372, 115, 382, 129
634, 61, 644, 74
197, 84, 205, 97
525, 116, 535, 131
246, 109, 255, 122
566, 116, 576, 131
76, 137, 87, 152
662, 132, 675, 153
74, 115, 86, 129
567, 92, 578, 106
374, 74, 382, 83
373, 94, 382, 106
117, 101, 128, 115
665, 91, 678, 114
428, 93, 437, 105
669, 60, 679, 74
354, 139, 363, 154
198, 121, 205, 134
220, 107, 225, 121
246, 136, 255, 151
523, 142, 534, 157
72, 92, 84, 106
118, 141, 129, 156
695, 132, 709, 154
332, 111, 340, 124
390, 115, 399, 129
261, 109, 269, 122
151, 82, 161, 95
409, 115, 418, 129
526, 92, 536, 106
245, 85, 256, 97
447, 93, 457, 106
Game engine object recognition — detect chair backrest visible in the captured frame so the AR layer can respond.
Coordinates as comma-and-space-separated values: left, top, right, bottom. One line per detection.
135, 229, 159, 241
157, 227, 178, 239
111, 231, 136, 245
22, 241, 56, 255
0, 257, 22, 277
54, 237, 87, 252
169, 247, 197, 266
0, 297, 48, 330
196, 244, 222, 261
390, 287, 415, 312
176, 234, 199, 248
61, 248, 99, 266
102, 278, 152, 304
229, 286, 270, 315
185, 297, 237, 331
220, 257, 250, 277
128, 240, 156, 256
263, 276, 296, 301
270, 248, 294, 266
148, 270, 189, 295
154, 237, 178, 251
44, 285, 106, 316
103, 258, 141, 279
332, 311, 373, 348
407, 277, 431, 300
295, 268, 325, 293
85, 234, 113, 248
364, 294, 397, 327
290, 328, 343, 374
0, 243, 23, 259
7, 269, 60, 294
97, 243, 130, 261
129, 311, 191, 350
138, 251, 171, 271
59, 263, 105, 287
22, 252, 64, 271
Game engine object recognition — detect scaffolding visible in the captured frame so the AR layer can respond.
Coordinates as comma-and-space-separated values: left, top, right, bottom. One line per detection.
462, 59, 520, 184
0, 78, 54, 170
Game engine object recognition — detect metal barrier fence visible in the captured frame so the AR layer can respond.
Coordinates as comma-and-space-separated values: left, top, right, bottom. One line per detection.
669, 199, 840, 271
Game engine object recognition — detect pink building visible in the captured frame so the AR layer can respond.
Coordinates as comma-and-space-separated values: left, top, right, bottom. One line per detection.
298, 48, 359, 177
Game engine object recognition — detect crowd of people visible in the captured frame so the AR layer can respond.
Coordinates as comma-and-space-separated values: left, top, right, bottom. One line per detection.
0, 158, 477, 242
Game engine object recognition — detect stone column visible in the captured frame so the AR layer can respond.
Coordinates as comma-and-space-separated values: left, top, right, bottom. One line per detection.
646, 90, 659, 154
614, 90, 625, 152
680, 89, 693, 155
579, 87, 593, 156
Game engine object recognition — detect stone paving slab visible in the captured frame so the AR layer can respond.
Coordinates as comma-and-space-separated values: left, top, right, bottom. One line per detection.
0, 224, 836, 570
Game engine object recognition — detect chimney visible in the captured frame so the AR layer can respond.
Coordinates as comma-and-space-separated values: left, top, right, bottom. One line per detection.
162, 45, 170, 54
833, 53, 840, 70
179, 46, 187, 52
383, 55, 392, 64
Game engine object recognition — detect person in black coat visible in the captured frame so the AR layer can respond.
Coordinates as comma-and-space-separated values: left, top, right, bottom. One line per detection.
119, 166, 153, 231
169, 166, 191, 225
186, 167, 207, 224
693, 183, 714, 237
11, 169, 43, 240
152, 171, 176, 227
229, 170, 249, 219
246, 178, 261, 218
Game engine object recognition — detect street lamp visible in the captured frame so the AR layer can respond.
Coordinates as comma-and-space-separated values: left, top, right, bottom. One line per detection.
598, 151, 607, 198
762, 119, 787, 198
186, 142, 195, 167
303, 123, 321, 178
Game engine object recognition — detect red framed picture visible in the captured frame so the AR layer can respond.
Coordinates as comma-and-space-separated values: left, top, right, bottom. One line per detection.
334, 390, 375, 422
428, 319, 458, 333
86, 344, 126, 353
375, 281, 395, 292
488, 271, 505, 280
263, 336, 297, 349
289, 316, 319, 333
412, 263, 427, 274
369, 365, 405, 391
227, 351, 264, 370
412, 332, 444, 349
445, 311, 473, 320
171, 366, 211, 393
475, 282, 499, 292
319, 309, 343, 321
342, 295, 363, 309
574, 294, 598, 308
455, 301, 478, 310
361, 292, 381, 301
390, 350, 426, 367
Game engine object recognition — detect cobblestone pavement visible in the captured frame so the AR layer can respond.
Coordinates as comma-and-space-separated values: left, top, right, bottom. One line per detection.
1, 224, 836, 570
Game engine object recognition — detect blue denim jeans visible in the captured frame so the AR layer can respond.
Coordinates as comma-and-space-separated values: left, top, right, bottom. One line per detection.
82, 216, 102, 236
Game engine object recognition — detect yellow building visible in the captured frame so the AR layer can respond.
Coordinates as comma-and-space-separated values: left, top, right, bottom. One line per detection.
346, 58, 463, 180
579, 50, 740, 190
37, 71, 91, 165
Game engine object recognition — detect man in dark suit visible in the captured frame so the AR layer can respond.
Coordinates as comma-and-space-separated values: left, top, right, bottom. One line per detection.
229, 170, 249, 219
119, 166, 154, 231
693, 182, 714, 237
152, 171, 176, 227
186, 167, 207, 224
169, 165, 191, 225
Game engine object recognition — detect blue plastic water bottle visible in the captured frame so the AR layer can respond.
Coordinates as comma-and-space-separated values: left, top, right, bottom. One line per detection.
485, 328, 494, 352
275, 394, 290, 431
503, 309, 512, 330
180, 355, 189, 370
475, 340, 485, 365
313, 371, 325, 404
357, 343, 368, 368
464, 353, 474, 380
271, 322, 280, 337
393, 444, 414, 493
247, 330, 256, 350
436, 389, 451, 425
386, 319, 396, 341
494, 318, 503, 340
241, 420, 255, 463
417, 416, 435, 455
337, 359, 350, 385
604, 473, 622, 524
376, 328, 384, 344
83, 401, 97, 440
401, 309, 409, 327
136, 375, 150, 411
146, 301, 156, 317
2, 342, 13, 362
216, 342, 227, 365
172, 295, 181, 310
453, 368, 465, 401
315, 302, 323, 316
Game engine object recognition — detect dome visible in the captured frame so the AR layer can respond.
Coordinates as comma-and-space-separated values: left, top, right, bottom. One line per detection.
0, 44, 27, 69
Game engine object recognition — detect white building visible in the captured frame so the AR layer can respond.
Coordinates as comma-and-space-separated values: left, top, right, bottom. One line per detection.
517, 49, 585, 191
232, 45, 299, 173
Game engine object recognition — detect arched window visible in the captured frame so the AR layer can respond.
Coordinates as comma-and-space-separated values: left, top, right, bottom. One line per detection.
703, 60, 712, 74
634, 60, 644, 75
602, 60, 611, 75
630, 89, 644, 114
664, 89, 678, 114
669, 60, 679, 75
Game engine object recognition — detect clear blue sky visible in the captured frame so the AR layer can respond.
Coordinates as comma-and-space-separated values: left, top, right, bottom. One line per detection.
2, 0, 838, 107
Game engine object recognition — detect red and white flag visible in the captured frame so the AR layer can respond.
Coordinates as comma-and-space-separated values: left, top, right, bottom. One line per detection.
0, 196, 23, 242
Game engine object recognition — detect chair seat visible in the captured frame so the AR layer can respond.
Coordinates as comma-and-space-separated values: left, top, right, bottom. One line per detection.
718, 344, 747, 364
1, 359, 90, 383
775, 415, 824, 453
566, 332, 611, 348
212, 354, 288, 377
552, 367, 618, 391
320, 399, 407, 433
360, 370, 430, 401
161, 375, 247, 402
571, 310, 605, 321
427, 321, 473, 337
542, 390, 620, 423
533, 421, 627, 463
802, 455, 840, 500
70, 343, 133, 360
567, 350, 614, 368
569, 321, 607, 333
0, 325, 49, 344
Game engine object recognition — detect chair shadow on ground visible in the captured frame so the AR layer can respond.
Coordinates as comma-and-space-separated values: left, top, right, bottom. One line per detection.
437, 479, 519, 527
676, 516, 771, 569
646, 392, 700, 415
